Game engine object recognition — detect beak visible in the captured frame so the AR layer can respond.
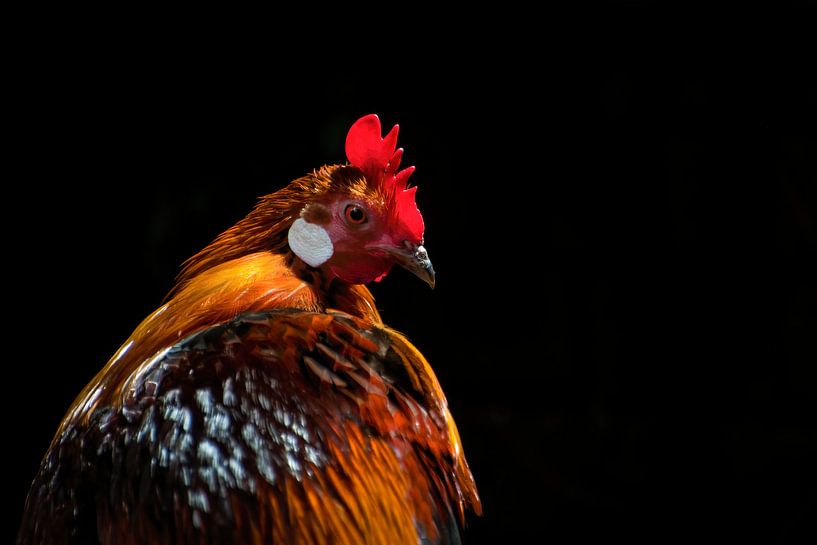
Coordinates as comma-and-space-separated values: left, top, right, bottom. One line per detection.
378, 242, 436, 289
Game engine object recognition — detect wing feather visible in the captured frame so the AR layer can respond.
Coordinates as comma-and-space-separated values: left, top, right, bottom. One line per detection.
18, 310, 478, 545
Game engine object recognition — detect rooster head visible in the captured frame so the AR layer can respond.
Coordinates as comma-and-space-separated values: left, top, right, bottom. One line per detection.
176, 114, 433, 291
287, 114, 433, 288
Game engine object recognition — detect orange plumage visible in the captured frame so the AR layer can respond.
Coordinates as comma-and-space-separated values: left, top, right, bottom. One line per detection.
18, 115, 480, 544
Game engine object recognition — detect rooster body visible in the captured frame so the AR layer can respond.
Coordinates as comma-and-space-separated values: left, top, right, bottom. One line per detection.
19, 117, 480, 544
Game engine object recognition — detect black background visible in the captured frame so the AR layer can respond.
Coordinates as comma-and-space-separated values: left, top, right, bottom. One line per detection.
7, 4, 817, 543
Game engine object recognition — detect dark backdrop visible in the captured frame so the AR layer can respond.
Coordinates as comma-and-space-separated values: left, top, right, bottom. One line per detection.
7, 5, 817, 543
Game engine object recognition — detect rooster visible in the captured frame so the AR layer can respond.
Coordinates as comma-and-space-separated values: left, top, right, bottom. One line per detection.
18, 114, 480, 545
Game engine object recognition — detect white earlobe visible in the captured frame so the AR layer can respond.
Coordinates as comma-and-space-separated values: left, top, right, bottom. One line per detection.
287, 218, 334, 267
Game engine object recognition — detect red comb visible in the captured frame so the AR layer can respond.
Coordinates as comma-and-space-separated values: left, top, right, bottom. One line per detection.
345, 114, 424, 243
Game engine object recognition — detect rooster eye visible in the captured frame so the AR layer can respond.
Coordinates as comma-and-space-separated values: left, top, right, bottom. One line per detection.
344, 205, 367, 225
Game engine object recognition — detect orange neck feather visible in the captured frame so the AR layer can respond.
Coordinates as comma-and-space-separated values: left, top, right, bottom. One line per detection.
63, 251, 381, 430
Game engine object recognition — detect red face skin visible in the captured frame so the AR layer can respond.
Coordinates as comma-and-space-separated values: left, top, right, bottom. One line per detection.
317, 196, 409, 285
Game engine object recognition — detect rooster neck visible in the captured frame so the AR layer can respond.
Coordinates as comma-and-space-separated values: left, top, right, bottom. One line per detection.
143, 252, 382, 366
288, 252, 335, 293
149, 252, 382, 356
